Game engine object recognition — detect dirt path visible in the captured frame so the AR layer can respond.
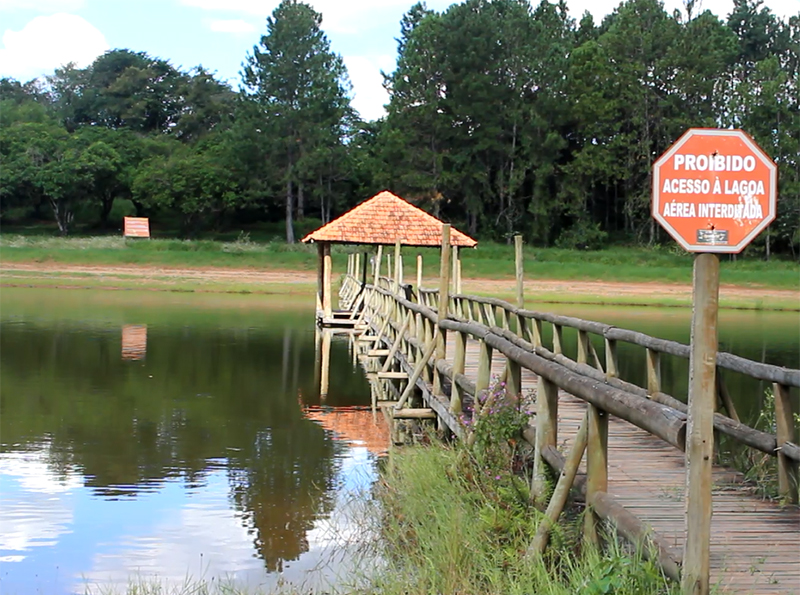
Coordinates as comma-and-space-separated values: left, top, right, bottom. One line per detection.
1, 261, 798, 304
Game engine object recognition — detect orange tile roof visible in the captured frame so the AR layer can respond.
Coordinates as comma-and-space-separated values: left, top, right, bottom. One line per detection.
301, 191, 477, 247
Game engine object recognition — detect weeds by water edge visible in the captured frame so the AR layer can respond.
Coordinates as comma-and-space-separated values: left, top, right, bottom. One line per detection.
361, 442, 678, 595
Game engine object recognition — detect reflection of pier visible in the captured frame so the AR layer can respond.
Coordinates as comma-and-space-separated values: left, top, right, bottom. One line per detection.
121, 324, 147, 360
302, 406, 389, 456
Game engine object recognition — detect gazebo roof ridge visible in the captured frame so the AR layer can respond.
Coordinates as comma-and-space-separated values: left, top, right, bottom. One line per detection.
301, 190, 477, 248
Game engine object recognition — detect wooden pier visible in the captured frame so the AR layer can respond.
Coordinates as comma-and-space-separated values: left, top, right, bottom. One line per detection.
334, 236, 800, 595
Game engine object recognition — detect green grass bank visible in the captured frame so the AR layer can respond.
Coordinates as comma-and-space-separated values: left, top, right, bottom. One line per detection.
1, 235, 798, 309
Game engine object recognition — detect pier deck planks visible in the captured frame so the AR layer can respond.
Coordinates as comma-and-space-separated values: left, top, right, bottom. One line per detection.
452, 333, 800, 595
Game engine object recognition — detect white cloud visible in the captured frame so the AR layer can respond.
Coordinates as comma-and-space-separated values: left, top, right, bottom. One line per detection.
207, 18, 257, 33
0, 0, 85, 10
0, 449, 80, 557
0, 13, 108, 81
343, 54, 394, 122
76, 452, 379, 593
180, 0, 455, 33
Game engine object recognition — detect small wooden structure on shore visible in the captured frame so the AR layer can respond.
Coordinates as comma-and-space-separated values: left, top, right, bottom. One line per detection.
301, 190, 477, 327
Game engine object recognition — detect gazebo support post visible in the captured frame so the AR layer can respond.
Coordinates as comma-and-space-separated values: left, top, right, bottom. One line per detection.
394, 239, 402, 292
322, 242, 332, 319
361, 251, 368, 288
451, 246, 459, 294
374, 245, 383, 285
416, 254, 423, 296
316, 242, 325, 315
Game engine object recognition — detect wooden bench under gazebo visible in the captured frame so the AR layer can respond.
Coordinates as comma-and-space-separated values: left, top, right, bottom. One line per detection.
301, 190, 477, 327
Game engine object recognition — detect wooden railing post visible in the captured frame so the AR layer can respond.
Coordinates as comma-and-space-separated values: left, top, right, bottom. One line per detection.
646, 348, 661, 394
499, 307, 509, 331
475, 339, 493, 415
775, 383, 799, 504
584, 404, 608, 547
507, 357, 522, 399
475, 301, 485, 325
533, 377, 558, 504
422, 317, 433, 383
516, 314, 527, 341
530, 318, 543, 348
716, 371, 740, 423
515, 234, 524, 309
485, 304, 495, 326
451, 331, 467, 414
577, 330, 590, 365
553, 324, 563, 355
605, 338, 618, 379
434, 225, 451, 396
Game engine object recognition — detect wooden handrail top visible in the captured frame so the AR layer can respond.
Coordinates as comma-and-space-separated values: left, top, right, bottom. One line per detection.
445, 287, 799, 387
358, 277, 800, 387
437, 317, 687, 449
355, 275, 799, 386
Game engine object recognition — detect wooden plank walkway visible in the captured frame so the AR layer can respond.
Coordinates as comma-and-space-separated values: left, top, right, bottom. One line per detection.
455, 334, 800, 595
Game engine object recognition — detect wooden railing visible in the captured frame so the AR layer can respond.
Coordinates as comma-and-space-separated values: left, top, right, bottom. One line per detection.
339, 245, 800, 588
340, 265, 799, 568
343, 271, 800, 462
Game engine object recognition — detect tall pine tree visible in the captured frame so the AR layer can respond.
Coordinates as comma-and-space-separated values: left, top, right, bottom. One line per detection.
242, 0, 351, 243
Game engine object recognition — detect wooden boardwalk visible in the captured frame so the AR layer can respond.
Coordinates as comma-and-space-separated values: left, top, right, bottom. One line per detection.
457, 335, 800, 595
341, 264, 800, 595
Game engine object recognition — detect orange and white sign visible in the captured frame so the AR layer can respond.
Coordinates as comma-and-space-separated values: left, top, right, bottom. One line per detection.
123, 217, 150, 238
652, 129, 777, 253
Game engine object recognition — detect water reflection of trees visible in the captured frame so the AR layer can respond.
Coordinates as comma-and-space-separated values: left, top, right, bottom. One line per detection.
0, 319, 368, 572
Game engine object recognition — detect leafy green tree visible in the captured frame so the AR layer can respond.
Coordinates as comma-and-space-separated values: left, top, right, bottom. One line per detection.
172, 67, 237, 143
48, 50, 188, 134
242, 0, 352, 242
381, 3, 447, 213
132, 139, 239, 234
72, 130, 124, 226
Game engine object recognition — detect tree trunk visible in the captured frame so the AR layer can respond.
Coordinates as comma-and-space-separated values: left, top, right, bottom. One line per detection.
286, 176, 295, 244
131, 200, 146, 218
100, 195, 114, 228
297, 182, 304, 221
325, 176, 332, 223
50, 197, 72, 235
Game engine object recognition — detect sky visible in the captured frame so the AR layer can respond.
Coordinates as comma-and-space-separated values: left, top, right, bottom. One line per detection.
1, 0, 798, 121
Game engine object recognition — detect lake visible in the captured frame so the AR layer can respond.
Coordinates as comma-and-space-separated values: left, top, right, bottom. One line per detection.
0, 287, 797, 593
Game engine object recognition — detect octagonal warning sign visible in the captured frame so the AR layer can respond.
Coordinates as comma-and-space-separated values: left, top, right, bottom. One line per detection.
652, 129, 777, 253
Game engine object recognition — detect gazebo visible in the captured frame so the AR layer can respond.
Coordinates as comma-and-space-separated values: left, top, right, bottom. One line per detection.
301, 190, 477, 324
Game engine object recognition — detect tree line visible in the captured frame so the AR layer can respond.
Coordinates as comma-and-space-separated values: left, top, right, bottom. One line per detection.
1, 0, 798, 256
